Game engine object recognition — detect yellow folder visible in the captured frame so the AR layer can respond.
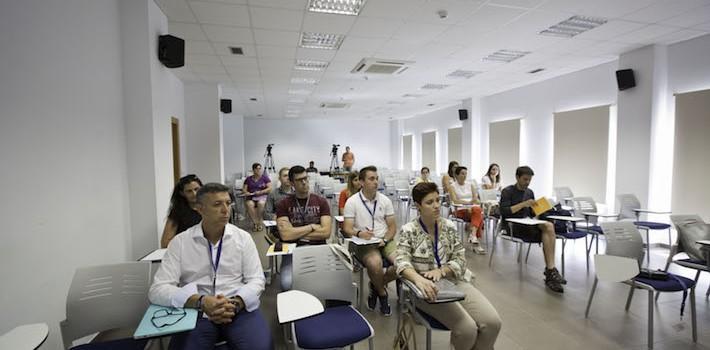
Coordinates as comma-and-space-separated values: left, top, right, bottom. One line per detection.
531, 197, 553, 216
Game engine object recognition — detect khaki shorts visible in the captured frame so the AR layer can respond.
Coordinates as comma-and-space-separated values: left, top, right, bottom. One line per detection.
351, 239, 397, 261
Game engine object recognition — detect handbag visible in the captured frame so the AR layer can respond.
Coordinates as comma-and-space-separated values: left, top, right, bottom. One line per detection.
393, 312, 418, 350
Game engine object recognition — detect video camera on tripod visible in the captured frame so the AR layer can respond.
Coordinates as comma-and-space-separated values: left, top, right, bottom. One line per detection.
265, 143, 274, 156
330, 144, 340, 156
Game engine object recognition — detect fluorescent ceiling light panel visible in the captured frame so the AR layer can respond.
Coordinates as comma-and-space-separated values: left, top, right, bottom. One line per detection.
482, 49, 531, 63
308, 0, 367, 16
288, 89, 312, 95
294, 59, 329, 71
420, 83, 450, 90
300, 32, 345, 50
402, 93, 425, 98
446, 70, 481, 79
539, 15, 608, 38
289, 98, 306, 104
291, 77, 318, 85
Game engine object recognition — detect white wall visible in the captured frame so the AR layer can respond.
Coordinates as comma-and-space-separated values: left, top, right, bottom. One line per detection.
243, 118, 392, 173
223, 114, 246, 183
402, 105, 464, 175
185, 83, 223, 183
480, 62, 619, 197
0, 1, 130, 348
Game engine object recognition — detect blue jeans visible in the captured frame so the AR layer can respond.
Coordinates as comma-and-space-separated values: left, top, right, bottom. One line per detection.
169, 309, 273, 350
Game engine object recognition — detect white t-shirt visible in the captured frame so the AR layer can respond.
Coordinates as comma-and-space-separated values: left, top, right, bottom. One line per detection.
343, 191, 395, 239
481, 176, 501, 190
451, 181, 474, 202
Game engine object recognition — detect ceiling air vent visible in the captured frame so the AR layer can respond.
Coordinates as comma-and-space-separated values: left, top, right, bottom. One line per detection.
320, 102, 350, 109
351, 58, 413, 75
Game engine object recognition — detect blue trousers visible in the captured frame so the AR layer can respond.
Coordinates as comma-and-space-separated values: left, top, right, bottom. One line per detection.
169, 309, 273, 350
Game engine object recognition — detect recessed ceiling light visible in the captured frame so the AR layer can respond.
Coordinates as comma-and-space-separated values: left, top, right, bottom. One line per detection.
539, 15, 608, 38
299, 32, 345, 50
482, 49, 531, 63
294, 59, 329, 71
307, 0, 367, 16
402, 93, 425, 98
291, 77, 318, 85
288, 89, 312, 95
446, 70, 481, 79
229, 46, 244, 55
387, 101, 405, 105
420, 83, 450, 90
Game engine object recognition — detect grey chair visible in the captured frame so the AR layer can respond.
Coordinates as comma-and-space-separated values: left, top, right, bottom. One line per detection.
585, 222, 697, 349
570, 196, 609, 255
60, 262, 151, 349
553, 186, 574, 206
659, 215, 710, 300
284, 245, 374, 350
396, 279, 456, 350
617, 193, 672, 257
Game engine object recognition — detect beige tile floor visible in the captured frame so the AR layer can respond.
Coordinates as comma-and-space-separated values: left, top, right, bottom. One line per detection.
258, 234, 710, 350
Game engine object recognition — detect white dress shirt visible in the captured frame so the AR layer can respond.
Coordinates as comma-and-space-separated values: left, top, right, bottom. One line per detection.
149, 222, 265, 312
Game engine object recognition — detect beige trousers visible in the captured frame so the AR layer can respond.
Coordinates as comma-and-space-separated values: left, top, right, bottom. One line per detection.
414, 281, 502, 350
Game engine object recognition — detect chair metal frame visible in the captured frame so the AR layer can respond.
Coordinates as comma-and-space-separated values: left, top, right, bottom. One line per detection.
396, 279, 451, 350
658, 215, 710, 300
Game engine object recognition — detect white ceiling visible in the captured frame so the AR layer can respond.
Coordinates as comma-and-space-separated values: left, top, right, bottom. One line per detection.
156, 0, 710, 120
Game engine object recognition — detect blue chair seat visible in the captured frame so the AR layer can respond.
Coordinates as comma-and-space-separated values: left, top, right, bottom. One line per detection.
294, 305, 371, 349
558, 230, 587, 239
71, 338, 148, 350
633, 274, 696, 292
634, 221, 671, 230
416, 308, 448, 330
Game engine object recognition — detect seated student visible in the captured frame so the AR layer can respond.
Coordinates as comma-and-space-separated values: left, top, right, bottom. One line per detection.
397, 182, 501, 350
338, 172, 361, 215
414, 166, 431, 184
276, 165, 332, 289
342, 166, 397, 316
149, 183, 273, 350
442, 161, 459, 195
161, 174, 203, 248
499, 166, 566, 293
243, 163, 272, 232
265, 167, 292, 220
449, 166, 486, 254
481, 163, 502, 191
306, 161, 318, 173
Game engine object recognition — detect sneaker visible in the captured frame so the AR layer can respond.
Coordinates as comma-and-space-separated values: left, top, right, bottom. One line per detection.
473, 244, 487, 255
366, 282, 377, 311
544, 269, 565, 293
545, 267, 567, 285
379, 293, 392, 316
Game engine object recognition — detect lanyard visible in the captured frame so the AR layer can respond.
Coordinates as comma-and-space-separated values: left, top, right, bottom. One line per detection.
359, 192, 377, 229
419, 218, 441, 268
294, 194, 311, 224
207, 236, 224, 295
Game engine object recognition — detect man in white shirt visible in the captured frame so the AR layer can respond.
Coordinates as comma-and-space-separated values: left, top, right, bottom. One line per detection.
343, 166, 397, 316
149, 183, 273, 349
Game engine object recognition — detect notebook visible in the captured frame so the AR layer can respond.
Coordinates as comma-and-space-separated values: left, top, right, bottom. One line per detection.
531, 197, 553, 216
133, 304, 198, 339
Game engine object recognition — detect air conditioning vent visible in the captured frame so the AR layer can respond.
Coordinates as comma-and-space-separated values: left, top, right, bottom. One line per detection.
351, 58, 413, 75
319, 102, 350, 109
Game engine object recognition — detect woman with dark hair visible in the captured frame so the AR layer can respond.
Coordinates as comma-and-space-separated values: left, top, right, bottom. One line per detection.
415, 166, 431, 184
441, 161, 459, 194
481, 163, 501, 190
243, 162, 272, 232
338, 172, 362, 215
160, 174, 203, 248
396, 182, 501, 350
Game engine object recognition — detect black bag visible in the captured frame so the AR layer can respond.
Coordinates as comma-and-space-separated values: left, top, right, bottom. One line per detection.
638, 268, 669, 280
539, 204, 572, 234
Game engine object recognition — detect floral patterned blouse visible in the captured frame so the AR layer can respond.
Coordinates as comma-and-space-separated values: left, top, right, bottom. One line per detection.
395, 217, 467, 280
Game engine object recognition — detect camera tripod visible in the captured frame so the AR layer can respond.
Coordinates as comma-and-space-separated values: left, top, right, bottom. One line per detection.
264, 144, 276, 174
329, 145, 340, 172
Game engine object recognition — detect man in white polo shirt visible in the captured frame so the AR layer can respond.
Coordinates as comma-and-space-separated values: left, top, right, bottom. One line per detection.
343, 165, 397, 316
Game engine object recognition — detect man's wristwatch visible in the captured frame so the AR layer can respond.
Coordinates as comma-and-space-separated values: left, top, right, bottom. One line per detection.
196, 295, 205, 311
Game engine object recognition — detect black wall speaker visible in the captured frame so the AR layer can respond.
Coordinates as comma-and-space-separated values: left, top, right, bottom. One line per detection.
220, 99, 232, 114
616, 69, 636, 91
458, 109, 468, 121
158, 35, 185, 68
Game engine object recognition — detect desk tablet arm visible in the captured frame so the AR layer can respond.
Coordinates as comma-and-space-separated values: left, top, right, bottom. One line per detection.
401, 279, 465, 304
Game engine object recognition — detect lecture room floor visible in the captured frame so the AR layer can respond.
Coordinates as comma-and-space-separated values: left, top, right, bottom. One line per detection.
224, 202, 710, 350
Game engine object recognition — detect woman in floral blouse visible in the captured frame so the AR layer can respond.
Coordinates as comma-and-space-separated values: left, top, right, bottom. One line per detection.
396, 182, 501, 350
